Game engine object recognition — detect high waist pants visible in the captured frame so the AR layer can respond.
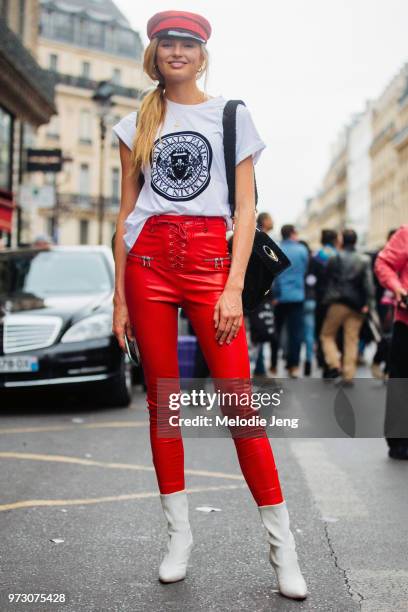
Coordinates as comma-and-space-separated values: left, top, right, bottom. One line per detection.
124, 214, 284, 506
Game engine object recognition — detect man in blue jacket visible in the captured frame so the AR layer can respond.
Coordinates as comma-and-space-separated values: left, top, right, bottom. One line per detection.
271, 224, 308, 377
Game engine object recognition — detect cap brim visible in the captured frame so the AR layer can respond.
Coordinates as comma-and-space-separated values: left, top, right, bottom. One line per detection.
156, 29, 206, 44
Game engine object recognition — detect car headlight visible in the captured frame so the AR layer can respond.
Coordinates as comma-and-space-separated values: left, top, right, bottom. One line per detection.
61, 313, 112, 343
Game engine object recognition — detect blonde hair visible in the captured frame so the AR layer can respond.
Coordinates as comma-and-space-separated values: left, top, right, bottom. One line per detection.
128, 37, 209, 178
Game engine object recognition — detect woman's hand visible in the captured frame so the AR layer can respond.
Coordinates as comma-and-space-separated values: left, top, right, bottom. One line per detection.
395, 286, 408, 309
214, 286, 243, 345
112, 295, 134, 351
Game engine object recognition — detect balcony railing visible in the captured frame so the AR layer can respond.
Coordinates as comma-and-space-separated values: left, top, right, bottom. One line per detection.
53, 193, 120, 212
48, 71, 142, 101
393, 125, 408, 150
370, 122, 395, 154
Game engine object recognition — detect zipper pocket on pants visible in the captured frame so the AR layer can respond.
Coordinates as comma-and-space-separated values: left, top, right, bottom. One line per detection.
127, 254, 154, 267
203, 256, 231, 269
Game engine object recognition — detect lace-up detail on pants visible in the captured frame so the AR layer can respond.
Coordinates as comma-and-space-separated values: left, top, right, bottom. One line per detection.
167, 223, 188, 269
128, 214, 230, 272
147, 215, 209, 270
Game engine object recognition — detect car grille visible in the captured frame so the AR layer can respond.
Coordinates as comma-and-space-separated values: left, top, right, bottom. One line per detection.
3, 315, 63, 354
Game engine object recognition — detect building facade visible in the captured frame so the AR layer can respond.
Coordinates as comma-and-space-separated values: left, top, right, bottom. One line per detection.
368, 64, 408, 249
391, 72, 408, 245
0, 0, 56, 246
346, 103, 373, 248
300, 63, 408, 252
27, 0, 152, 246
299, 128, 349, 250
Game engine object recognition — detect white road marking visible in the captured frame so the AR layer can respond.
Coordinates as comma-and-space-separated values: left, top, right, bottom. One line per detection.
0, 484, 247, 512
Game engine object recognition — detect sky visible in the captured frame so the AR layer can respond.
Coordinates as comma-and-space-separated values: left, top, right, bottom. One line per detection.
115, 0, 408, 229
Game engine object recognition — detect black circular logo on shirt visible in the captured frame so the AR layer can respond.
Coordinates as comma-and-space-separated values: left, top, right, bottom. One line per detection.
151, 131, 212, 201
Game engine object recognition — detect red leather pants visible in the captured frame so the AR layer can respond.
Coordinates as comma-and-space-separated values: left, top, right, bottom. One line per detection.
124, 214, 283, 506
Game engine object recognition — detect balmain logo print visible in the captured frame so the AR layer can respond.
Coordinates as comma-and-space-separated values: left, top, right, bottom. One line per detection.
151, 131, 213, 201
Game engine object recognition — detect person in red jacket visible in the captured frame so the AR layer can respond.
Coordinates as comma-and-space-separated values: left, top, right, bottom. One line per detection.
374, 225, 408, 459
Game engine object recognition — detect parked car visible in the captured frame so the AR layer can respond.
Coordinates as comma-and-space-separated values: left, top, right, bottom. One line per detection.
0, 245, 139, 407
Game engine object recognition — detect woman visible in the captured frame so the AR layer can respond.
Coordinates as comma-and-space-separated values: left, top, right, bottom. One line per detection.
112, 10, 307, 600
374, 225, 408, 459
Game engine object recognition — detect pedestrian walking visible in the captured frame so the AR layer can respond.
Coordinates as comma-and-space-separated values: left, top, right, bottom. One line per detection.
312, 229, 339, 376
374, 225, 408, 460
111, 10, 307, 600
253, 212, 275, 376
320, 229, 375, 385
249, 298, 275, 378
299, 240, 317, 377
369, 229, 397, 379
270, 224, 308, 378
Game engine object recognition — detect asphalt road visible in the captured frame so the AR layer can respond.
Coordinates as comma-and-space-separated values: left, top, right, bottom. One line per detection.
0, 377, 407, 612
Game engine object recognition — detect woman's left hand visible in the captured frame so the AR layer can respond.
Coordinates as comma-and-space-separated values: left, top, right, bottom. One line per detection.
214, 287, 243, 345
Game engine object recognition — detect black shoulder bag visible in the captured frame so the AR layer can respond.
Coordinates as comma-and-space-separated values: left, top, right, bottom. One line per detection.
223, 99, 291, 313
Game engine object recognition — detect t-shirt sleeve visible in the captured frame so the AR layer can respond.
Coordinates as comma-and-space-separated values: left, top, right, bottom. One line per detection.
112, 111, 138, 150
235, 104, 266, 166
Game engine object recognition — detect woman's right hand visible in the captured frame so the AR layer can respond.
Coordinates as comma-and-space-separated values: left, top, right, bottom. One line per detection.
395, 286, 408, 309
112, 296, 134, 351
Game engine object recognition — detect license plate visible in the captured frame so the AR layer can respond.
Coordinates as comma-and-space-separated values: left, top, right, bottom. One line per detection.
0, 356, 39, 373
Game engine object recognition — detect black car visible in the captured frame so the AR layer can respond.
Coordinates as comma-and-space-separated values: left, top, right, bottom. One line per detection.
0, 245, 137, 406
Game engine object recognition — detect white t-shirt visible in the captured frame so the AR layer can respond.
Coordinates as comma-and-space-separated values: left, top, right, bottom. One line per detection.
112, 95, 266, 252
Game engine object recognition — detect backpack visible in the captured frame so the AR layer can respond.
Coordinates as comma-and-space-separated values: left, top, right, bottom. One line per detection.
328, 253, 368, 311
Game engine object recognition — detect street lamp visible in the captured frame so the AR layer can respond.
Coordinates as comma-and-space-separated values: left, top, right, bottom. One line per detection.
92, 80, 115, 245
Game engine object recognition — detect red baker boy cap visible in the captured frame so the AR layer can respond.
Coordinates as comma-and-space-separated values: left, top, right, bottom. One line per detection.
147, 10, 212, 44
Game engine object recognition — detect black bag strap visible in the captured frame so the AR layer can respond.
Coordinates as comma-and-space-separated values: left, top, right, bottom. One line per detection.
222, 99, 259, 221
134, 110, 145, 188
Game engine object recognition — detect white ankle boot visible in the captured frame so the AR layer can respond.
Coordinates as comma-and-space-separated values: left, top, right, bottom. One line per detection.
258, 500, 308, 600
158, 490, 193, 583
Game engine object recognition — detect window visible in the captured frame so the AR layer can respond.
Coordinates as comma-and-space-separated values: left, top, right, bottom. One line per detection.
79, 163, 90, 202
54, 12, 74, 42
79, 219, 89, 245
18, 0, 25, 38
49, 54, 58, 71
46, 115, 60, 139
39, 9, 52, 38
117, 29, 136, 55
46, 216, 53, 239
0, 106, 13, 191
0, 0, 9, 21
81, 61, 90, 79
22, 122, 36, 148
5, 250, 112, 295
87, 21, 104, 48
110, 114, 120, 146
112, 68, 121, 85
79, 109, 92, 143
105, 25, 116, 52
111, 167, 119, 201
